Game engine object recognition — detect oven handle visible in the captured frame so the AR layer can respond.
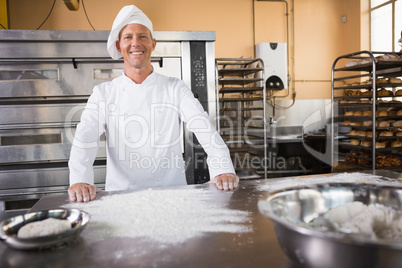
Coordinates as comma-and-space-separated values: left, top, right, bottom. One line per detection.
0, 57, 164, 68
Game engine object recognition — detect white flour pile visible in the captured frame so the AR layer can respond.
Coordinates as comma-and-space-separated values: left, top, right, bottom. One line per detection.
63, 188, 251, 245
258, 172, 402, 192
17, 218, 71, 239
311, 202, 402, 242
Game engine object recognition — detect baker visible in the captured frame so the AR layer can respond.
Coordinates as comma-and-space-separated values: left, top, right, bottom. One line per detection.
68, 5, 238, 202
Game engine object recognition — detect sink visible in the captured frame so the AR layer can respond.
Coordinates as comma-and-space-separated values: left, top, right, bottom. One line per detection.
267, 126, 303, 140
244, 126, 304, 145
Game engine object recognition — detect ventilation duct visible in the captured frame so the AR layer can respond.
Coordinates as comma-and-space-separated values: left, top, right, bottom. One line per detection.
64, 0, 79, 11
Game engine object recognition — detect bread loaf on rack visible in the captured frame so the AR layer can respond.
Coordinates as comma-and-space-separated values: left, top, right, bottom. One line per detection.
361, 140, 372, 147
378, 88, 393, 96
350, 121, 363, 126
391, 140, 402, 147
357, 151, 371, 165
345, 151, 358, 163
345, 89, 360, 96
375, 141, 387, 149
363, 110, 373, 116
379, 131, 394, 137
377, 121, 391, 128
389, 77, 402, 83
363, 120, 373, 126
376, 111, 388, 117
376, 154, 402, 167
377, 54, 401, 61
393, 121, 402, 127
376, 78, 388, 84
356, 130, 367, 137
349, 129, 357, 136
350, 139, 360, 146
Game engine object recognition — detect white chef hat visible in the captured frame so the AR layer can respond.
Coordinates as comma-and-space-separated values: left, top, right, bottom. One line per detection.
107, 5, 154, 60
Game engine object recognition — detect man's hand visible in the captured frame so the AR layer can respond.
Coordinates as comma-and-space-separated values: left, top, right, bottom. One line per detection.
68, 183, 97, 202
209, 173, 239, 191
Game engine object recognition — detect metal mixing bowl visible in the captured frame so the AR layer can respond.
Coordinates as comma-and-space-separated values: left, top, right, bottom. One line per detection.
0, 208, 89, 250
258, 183, 402, 268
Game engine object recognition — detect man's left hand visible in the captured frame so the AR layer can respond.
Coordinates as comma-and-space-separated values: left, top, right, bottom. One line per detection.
209, 173, 239, 191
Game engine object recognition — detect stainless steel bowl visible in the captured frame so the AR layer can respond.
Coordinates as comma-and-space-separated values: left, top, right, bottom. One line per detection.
0, 209, 89, 250
258, 183, 402, 268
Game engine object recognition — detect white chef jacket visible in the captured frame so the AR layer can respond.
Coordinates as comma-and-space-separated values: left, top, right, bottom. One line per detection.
68, 71, 235, 191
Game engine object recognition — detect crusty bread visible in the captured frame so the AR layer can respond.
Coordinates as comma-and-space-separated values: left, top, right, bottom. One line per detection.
345, 61, 358, 67
388, 110, 397, 116
393, 121, 402, 127
376, 78, 388, 84
379, 131, 394, 137
357, 151, 371, 166
361, 140, 372, 147
377, 88, 393, 96
356, 130, 366, 137
376, 54, 401, 61
376, 111, 388, 117
360, 89, 371, 96
377, 121, 391, 128
349, 130, 357, 136
350, 139, 360, 146
363, 120, 373, 126
375, 142, 387, 149
390, 140, 402, 147
345, 151, 358, 163
389, 77, 402, 83
363, 110, 373, 116
376, 154, 402, 167
345, 89, 360, 96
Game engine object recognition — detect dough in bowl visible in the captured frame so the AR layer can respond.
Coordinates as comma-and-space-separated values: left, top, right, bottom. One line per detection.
17, 218, 71, 239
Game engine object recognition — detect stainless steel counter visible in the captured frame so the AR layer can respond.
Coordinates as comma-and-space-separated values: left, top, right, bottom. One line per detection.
1, 170, 401, 268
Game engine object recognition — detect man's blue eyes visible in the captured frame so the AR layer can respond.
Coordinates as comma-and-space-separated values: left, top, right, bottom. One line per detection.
123, 36, 147, 40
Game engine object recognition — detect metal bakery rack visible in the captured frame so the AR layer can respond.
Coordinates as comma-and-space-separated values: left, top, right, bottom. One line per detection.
216, 58, 267, 179
331, 51, 402, 172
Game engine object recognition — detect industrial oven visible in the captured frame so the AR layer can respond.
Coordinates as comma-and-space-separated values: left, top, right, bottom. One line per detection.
0, 30, 217, 220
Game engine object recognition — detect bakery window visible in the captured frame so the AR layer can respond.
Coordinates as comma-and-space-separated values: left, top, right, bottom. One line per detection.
370, 0, 402, 52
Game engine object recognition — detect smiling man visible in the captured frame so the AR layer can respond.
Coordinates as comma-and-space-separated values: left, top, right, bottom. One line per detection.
68, 5, 239, 203
117, 23, 156, 83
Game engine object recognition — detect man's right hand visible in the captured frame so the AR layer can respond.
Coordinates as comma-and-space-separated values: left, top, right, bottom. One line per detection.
68, 183, 97, 202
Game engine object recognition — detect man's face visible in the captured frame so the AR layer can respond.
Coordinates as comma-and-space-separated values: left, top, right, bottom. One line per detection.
116, 24, 156, 70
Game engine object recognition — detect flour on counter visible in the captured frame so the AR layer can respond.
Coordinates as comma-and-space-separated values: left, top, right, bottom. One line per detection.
258, 172, 402, 192
63, 188, 251, 245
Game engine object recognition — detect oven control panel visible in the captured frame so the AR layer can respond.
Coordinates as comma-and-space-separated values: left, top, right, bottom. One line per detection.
190, 41, 208, 109
188, 41, 209, 184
